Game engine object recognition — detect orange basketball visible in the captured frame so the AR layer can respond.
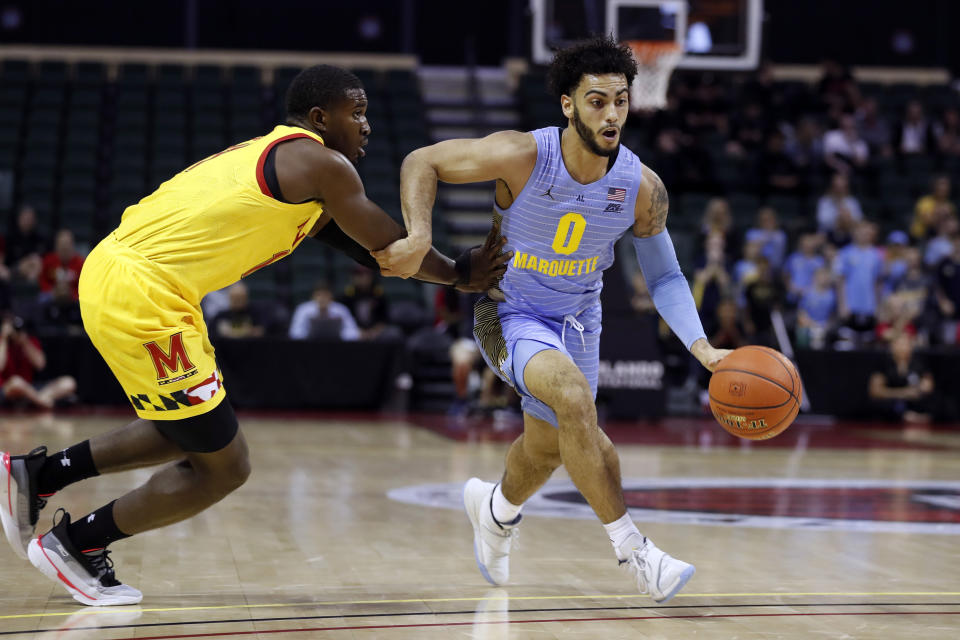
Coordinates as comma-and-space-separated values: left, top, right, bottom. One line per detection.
708, 345, 802, 440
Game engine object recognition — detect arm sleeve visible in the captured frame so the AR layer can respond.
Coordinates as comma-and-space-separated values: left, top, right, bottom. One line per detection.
311, 221, 379, 270
633, 230, 707, 350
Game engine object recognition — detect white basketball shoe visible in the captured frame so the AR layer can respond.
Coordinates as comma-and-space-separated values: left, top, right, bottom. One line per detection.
27, 509, 142, 606
619, 534, 695, 603
463, 478, 520, 586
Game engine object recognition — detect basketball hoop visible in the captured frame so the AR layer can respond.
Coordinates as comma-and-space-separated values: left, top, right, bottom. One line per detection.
627, 41, 682, 111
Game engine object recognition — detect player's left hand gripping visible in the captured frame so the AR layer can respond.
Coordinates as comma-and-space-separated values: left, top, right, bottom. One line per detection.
372, 236, 431, 279
457, 228, 512, 294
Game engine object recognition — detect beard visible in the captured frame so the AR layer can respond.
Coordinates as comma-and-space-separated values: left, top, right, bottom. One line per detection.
572, 105, 619, 157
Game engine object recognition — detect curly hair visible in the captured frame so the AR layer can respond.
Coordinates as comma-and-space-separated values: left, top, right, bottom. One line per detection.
285, 65, 363, 120
546, 36, 637, 100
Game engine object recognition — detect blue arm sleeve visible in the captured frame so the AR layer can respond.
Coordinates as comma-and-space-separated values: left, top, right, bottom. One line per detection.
633, 230, 707, 350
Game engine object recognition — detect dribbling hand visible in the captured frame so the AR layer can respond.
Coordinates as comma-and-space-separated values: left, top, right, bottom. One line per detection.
691, 340, 733, 372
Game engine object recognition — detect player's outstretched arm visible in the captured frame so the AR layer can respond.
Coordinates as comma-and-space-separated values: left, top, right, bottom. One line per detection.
276, 139, 404, 252
372, 131, 537, 277
632, 166, 731, 372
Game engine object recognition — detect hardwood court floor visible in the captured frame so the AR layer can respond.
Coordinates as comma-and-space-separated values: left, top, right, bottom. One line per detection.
1, 411, 959, 639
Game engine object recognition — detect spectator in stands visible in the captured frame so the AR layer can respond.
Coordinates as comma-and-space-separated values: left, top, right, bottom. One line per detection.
211, 282, 266, 339
680, 78, 729, 135
835, 221, 883, 335
923, 213, 959, 268
651, 127, 683, 190
817, 172, 863, 243
783, 233, 826, 304
434, 287, 475, 414
881, 230, 911, 298
855, 97, 892, 158
692, 233, 732, 335
934, 236, 960, 344
37, 278, 83, 335
726, 101, 767, 158
0, 237, 10, 312
911, 174, 956, 241
823, 113, 869, 176
935, 106, 960, 157
755, 129, 802, 196
894, 247, 934, 341
796, 267, 837, 349
742, 61, 779, 114
289, 281, 359, 341
742, 256, 783, 346
710, 298, 747, 351
38, 229, 83, 302
785, 117, 824, 180
868, 332, 934, 423
894, 100, 937, 157
733, 240, 763, 304
744, 207, 788, 270
201, 286, 230, 322
698, 197, 739, 257
6, 204, 45, 285
875, 291, 922, 343
817, 59, 858, 112
338, 265, 398, 341
0, 314, 76, 410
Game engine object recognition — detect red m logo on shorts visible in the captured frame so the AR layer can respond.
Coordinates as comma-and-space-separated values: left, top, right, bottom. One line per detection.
144, 332, 196, 380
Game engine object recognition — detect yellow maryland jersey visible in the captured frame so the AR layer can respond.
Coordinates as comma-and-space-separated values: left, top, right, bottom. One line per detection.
112, 124, 326, 303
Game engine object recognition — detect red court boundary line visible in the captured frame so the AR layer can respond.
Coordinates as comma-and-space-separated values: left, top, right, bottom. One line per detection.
107, 610, 960, 640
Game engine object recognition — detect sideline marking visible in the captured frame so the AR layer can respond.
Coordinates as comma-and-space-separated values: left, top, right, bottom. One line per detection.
56, 611, 960, 640
3, 591, 960, 621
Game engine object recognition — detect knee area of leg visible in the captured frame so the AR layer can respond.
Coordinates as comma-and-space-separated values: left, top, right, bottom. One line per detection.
203, 458, 251, 496
553, 383, 595, 420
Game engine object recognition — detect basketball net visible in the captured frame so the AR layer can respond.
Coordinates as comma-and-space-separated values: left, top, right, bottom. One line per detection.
627, 41, 683, 111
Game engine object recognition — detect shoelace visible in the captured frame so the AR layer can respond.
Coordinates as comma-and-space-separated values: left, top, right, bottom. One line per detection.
32, 495, 49, 522
620, 547, 650, 594
49, 508, 121, 588
84, 548, 121, 587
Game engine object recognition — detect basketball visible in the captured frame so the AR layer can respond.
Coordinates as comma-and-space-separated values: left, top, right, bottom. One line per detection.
708, 346, 802, 440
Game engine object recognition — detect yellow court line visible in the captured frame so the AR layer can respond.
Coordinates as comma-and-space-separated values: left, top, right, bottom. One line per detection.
3, 591, 960, 621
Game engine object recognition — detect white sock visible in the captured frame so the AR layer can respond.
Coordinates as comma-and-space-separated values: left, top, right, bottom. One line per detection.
491, 484, 523, 525
603, 513, 643, 560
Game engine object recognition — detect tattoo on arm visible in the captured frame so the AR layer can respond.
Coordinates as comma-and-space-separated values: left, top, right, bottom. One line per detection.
648, 174, 669, 233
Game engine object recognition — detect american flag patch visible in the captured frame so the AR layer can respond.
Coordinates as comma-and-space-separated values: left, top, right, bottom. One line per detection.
607, 187, 626, 202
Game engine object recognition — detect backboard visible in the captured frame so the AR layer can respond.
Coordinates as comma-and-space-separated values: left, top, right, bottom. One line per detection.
531, 0, 763, 71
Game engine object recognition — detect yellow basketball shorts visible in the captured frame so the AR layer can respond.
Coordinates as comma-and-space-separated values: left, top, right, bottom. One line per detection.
78, 236, 226, 420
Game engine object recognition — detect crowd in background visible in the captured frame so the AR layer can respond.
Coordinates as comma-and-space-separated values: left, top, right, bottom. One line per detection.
4, 60, 960, 416
621, 61, 960, 356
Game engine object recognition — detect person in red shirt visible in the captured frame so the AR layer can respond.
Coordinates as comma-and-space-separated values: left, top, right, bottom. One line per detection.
39, 229, 84, 299
0, 315, 76, 409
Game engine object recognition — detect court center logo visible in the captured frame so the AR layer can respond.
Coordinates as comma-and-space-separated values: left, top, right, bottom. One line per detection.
387, 478, 960, 535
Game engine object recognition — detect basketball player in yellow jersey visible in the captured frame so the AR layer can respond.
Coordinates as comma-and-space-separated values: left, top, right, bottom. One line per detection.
0, 65, 508, 606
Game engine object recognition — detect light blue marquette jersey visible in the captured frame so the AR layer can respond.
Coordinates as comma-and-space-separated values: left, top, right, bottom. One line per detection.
473, 126, 642, 426
499, 126, 639, 318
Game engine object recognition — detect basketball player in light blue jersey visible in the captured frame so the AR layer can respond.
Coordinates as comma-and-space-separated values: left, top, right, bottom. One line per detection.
376, 37, 732, 602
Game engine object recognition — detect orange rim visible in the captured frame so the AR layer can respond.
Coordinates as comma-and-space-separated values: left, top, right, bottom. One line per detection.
626, 40, 682, 65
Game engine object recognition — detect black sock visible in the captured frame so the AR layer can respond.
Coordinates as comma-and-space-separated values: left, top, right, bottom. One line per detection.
67, 501, 130, 553
36, 441, 99, 496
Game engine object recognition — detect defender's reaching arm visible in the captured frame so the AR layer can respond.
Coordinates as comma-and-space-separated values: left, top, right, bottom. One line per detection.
632, 166, 731, 372
373, 131, 537, 277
